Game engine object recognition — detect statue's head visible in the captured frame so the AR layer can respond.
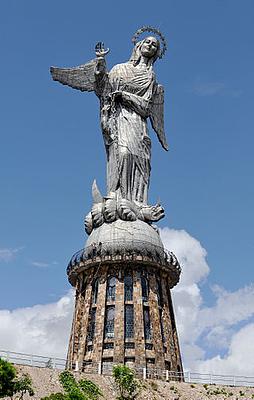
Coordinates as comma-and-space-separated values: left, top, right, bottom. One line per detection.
131, 27, 167, 67
140, 36, 160, 58
130, 36, 160, 66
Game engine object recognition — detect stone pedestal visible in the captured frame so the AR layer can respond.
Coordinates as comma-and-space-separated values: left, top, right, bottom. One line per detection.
66, 220, 183, 376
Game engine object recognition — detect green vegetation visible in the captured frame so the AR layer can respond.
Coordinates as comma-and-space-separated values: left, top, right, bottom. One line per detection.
41, 370, 102, 400
206, 386, 229, 396
12, 374, 34, 400
0, 358, 17, 397
149, 381, 158, 391
112, 365, 140, 400
0, 358, 34, 399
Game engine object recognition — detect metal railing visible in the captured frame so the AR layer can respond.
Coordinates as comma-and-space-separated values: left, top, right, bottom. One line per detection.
0, 350, 66, 370
1, 349, 254, 387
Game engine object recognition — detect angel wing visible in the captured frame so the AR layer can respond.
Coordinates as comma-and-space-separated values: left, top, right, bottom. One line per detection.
50, 59, 97, 92
150, 84, 169, 151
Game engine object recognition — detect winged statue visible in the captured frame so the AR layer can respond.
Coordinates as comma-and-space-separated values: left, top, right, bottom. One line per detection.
50, 29, 169, 234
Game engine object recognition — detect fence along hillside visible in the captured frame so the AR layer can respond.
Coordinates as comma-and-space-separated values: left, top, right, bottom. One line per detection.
1, 349, 254, 388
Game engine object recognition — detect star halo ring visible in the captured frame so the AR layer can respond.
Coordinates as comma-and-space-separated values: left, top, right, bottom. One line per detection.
132, 26, 167, 59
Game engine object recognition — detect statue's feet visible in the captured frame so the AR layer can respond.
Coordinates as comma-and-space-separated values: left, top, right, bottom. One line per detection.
117, 199, 137, 221
104, 193, 117, 222
84, 184, 165, 235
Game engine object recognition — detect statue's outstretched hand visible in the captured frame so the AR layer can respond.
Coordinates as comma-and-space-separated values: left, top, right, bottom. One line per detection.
95, 42, 110, 58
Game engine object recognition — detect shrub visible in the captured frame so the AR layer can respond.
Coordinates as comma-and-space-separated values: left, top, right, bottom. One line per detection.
0, 358, 17, 397
13, 373, 34, 400
41, 394, 66, 400
150, 381, 158, 391
112, 365, 140, 400
78, 379, 102, 400
0, 358, 34, 399
41, 370, 102, 400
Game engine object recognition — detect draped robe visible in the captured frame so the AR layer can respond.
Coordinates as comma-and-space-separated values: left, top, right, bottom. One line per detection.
99, 62, 156, 205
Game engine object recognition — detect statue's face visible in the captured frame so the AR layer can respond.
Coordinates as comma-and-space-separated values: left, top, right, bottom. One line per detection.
140, 36, 159, 58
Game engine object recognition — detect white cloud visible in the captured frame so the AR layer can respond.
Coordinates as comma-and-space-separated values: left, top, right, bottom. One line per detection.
161, 227, 254, 375
161, 228, 210, 365
0, 247, 24, 263
30, 260, 59, 268
31, 261, 50, 268
199, 284, 254, 330
160, 228, 209, 287
0, 291, 74, 359
192, 81, 226, 96
197, 323, 254, 376
191, 81, 242, 98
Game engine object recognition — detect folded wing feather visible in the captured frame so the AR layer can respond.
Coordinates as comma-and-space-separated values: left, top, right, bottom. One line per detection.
150, 84, 169, 151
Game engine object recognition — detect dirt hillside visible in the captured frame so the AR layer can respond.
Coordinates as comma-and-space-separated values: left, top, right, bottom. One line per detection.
13, 365, 254, 400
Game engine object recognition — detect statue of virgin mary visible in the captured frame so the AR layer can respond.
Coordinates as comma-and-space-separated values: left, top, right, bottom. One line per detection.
50, 28, 168, 232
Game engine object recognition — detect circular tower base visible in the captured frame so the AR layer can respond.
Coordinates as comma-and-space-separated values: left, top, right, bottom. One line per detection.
66, 220, 183, 378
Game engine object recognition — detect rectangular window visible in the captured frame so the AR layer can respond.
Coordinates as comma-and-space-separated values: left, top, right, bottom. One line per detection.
102, 357, 114, 374
124, 274, 133, 301
159, 309, 166, 343
87, 307, 96, 342
168, 290, 176, 331
124, 357, 135, 368
143, 307, 152, 340
125, 305, 134, 339
106, 277, 116, 302
156, 278, 163, 307
165, 360, 171, 371
104, 306, 115, 338
124, 342, 135, 349
103, 342, 114, 349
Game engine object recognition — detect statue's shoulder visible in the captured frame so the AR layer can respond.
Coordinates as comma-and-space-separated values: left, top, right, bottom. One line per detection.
109, 62, 131, 74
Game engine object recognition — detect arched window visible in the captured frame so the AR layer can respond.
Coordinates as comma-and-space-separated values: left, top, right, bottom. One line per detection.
141, 276, 149, 302
104, 306, 115, 338
124, 274, 133, 301
124, 305, 134, 338
106, 276, 116, 302
92, 278, 99, 304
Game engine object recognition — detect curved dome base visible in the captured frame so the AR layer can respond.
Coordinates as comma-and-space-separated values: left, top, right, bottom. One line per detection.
67, 220, 181, 288
85, 219, 163, 252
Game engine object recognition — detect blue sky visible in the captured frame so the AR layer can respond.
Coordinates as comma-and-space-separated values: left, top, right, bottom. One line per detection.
0, 0, 254, 373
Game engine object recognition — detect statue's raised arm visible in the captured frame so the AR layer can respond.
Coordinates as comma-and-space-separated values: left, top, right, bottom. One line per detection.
50, 42, 109, 93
